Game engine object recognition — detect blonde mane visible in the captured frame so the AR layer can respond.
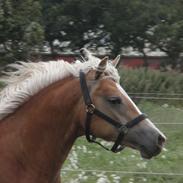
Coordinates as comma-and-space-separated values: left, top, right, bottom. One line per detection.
0, 53, 120, 120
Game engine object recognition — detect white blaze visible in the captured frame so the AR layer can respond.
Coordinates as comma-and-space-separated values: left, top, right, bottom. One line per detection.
116, 83, 141, 114
116, 83, 166, 139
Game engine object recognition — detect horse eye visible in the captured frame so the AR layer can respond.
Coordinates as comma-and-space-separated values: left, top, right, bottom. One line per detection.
107, 97, 122, 105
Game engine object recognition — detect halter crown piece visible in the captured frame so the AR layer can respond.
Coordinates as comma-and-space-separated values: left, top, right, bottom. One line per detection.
79, 70, 147, 153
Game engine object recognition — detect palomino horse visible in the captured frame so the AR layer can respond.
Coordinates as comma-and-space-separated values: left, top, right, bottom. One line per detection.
0, 49, 166, 183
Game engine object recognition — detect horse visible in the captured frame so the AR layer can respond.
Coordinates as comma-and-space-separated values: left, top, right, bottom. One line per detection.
0, 49, 166, 183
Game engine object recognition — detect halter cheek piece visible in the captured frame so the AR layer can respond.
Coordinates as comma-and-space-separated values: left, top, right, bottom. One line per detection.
79, 70, 147, 153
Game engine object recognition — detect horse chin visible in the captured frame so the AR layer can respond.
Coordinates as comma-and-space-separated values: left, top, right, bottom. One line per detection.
124, 143, 157, 159
139, 145, 157, 159
140, 150, 153, 159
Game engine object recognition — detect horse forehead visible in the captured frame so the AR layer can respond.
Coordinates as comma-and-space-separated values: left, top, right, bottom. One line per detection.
116, 83, 141, 113
96, 79, 120, 94
115, 83, 128, 96
97, 80, 130, 99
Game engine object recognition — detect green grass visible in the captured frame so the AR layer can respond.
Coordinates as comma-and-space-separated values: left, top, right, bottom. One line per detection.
62, 101, 183, 183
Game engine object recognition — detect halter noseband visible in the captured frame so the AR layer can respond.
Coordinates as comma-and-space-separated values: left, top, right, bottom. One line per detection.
79, 70, 147, 153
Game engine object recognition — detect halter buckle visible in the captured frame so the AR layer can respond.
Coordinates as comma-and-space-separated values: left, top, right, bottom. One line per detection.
86, 104, 95, 114
119, 125, 128, 134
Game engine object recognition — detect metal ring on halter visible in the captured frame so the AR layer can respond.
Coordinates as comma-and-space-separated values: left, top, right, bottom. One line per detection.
119, 125, 128, 134
86, 104, 95, 114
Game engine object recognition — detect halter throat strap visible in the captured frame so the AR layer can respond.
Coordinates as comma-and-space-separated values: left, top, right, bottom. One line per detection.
79, 70, 147, 153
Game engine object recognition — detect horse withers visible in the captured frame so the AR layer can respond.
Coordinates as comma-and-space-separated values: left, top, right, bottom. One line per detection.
0, 49, 166, 183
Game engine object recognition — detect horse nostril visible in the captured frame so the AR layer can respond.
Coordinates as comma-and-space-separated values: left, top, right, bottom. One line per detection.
158, 134, 166, 146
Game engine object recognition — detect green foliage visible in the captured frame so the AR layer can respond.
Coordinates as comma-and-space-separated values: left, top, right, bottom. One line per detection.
102, 0, 159, 54
0, 0, 183, 68
0, 0, 44, 63
40, 0, 183, 69
147, 0, 183, 68
42, 0, 107, 51
119, 67, 183, 93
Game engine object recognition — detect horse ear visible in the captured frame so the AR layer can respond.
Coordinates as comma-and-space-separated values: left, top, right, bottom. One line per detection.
112, 55, 121, 68
95, 56, 108, 80
80, 48, 91, 61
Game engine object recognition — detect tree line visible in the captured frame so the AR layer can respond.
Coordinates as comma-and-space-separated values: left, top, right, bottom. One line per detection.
0, 0, 183, 69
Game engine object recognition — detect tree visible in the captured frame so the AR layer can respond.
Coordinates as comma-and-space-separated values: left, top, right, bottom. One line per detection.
1, 0, 183, 70
147, 0, 183, 69
0, 0, 44, 64
102, 0, 163, 58
42, 0, 109, 53
41, 0, 67, 53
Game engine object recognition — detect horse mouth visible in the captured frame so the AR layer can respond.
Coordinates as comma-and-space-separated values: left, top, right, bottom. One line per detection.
124, 143, 162, 159
140, 150, 153, 159
140, 145, 162, 159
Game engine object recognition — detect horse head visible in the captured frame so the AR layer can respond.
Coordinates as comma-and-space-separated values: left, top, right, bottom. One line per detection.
79, 55, 166, 159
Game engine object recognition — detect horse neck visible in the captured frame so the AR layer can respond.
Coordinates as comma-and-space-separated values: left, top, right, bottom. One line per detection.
2, 76, 83, 180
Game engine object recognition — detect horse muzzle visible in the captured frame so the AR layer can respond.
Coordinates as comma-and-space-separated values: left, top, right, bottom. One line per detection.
140, 133, 166, 159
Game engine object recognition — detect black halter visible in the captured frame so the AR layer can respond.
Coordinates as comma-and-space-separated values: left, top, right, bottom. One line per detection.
79, 70, 147, 153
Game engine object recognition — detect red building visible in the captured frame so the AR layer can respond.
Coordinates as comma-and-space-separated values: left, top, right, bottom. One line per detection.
42, 53, 168, 69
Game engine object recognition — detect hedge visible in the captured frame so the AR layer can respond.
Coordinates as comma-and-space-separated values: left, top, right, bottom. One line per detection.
119, 68, 183, 93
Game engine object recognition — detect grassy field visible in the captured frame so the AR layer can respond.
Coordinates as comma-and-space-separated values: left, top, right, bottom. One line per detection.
62, 101, 183, 183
